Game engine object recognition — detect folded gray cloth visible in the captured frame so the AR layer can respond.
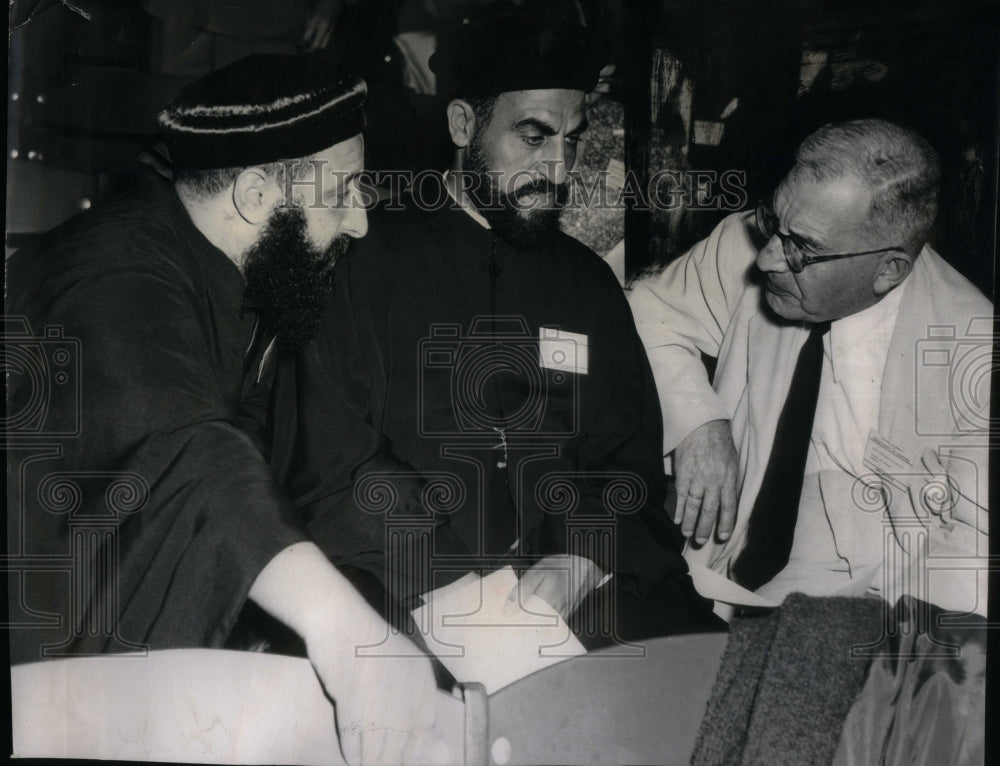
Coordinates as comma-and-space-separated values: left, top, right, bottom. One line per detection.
691, 593, 882, 766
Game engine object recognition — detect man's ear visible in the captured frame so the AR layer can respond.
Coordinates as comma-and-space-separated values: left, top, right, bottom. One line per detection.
233, 166, 280, 225
873, 250, 915, 296
447, 99, 477, 148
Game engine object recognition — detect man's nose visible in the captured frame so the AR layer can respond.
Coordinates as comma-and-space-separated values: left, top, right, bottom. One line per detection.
537, 145, 568, 186
755, 235, 789, 273
342, 189, 368, 239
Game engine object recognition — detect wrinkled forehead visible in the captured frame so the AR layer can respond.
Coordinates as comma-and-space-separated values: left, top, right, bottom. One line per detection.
308, 133, 365, 171
283, 134, 365, 206
775, 167, 871, 219
775, 165, 821, 206
493, 88, 586, 124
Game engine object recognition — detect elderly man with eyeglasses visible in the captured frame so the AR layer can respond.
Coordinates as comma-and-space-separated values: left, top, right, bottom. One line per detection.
629, 118, 990, 617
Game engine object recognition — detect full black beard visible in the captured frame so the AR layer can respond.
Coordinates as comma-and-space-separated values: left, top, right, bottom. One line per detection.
242, 205, 348, 351
462, 137, 568, 250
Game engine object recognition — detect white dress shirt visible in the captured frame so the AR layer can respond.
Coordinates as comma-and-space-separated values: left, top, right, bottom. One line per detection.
758, 285, 906, 602
807, 283, 905, 477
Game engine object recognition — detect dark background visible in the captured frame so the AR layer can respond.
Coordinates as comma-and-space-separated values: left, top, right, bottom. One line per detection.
7, 0, 999, 296
621, 0, 999, 294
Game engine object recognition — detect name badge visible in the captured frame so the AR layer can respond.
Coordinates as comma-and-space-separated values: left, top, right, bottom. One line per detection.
539, 328, 588, 375
862, 429, 912, 489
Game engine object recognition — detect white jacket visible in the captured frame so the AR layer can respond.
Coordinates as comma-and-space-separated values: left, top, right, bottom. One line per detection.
629, 212, 991, 615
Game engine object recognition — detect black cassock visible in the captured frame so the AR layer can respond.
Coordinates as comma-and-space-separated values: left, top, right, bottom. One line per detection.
254, 174, 721, 643
6, 169, 304, 665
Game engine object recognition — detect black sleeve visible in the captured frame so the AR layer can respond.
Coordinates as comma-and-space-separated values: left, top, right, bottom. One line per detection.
263, 256, 472, 601
534, 273, 689, 597
7, 248, 305, 663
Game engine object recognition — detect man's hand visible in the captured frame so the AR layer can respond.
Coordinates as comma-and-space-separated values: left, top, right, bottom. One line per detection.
672, 419, 738, 544
510, 554, 604, 621
305, 612, 443, 766
248, 543, 448, 765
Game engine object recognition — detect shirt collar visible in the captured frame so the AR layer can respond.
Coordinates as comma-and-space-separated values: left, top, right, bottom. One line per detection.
827, 280, 906, 383
442, 170, 492, 230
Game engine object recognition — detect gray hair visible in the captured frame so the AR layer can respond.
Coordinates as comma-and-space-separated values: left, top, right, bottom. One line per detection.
175, 159, 314, 200
792, 119, 940, 254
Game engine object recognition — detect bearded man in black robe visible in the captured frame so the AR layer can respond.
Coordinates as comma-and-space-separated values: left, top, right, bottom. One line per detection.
260, 12, 722, 646
6, 52, 443, 766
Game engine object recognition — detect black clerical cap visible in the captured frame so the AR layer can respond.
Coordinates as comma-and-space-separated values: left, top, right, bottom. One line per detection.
158, 53, 366, 170
429, 11, 603, 100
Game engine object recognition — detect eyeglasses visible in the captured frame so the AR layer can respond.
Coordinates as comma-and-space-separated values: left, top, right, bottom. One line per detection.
754, 203, 903, 273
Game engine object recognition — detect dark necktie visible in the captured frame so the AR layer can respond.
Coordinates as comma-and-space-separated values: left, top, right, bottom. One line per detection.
731, 321, 831, 591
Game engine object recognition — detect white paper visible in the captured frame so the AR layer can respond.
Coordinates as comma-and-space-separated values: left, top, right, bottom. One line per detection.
687, 563, 778, 608
412, 567, 586, 695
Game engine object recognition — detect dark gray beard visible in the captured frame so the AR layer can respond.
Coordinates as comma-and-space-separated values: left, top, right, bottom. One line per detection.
241, 205, 348, 351
462, 138, 568, 250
